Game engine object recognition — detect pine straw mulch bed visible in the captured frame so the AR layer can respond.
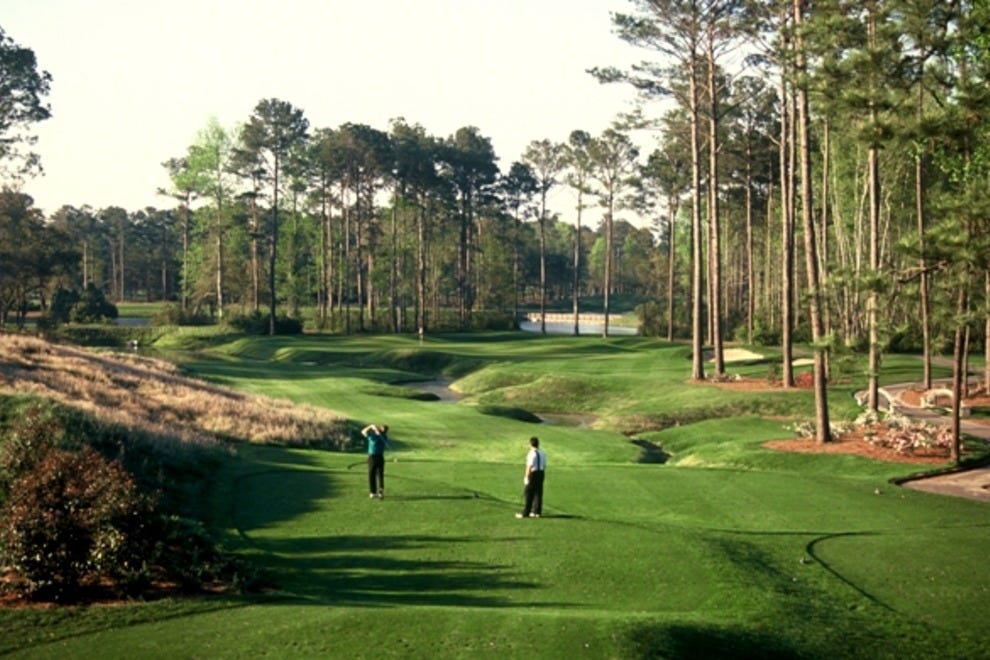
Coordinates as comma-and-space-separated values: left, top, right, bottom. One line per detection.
762, 427, 951, 465
0, 572, 239, 610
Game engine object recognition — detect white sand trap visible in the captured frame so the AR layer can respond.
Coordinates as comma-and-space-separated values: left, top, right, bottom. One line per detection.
709, 349, 815, 366
707, 348, 817, 365
720, 348, 764, 362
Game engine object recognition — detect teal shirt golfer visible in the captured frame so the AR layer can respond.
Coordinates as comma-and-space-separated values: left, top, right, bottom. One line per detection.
363, 424, 388, 498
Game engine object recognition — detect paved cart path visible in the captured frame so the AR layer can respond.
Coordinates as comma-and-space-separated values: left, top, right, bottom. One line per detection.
872, 381, 990, 503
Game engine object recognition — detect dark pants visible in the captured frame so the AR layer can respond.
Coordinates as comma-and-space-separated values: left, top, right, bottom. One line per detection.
522, 470, 545, 516
368, 454, 385, 495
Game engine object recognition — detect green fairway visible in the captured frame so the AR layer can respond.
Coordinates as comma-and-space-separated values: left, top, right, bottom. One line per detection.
1, 334, 986, 659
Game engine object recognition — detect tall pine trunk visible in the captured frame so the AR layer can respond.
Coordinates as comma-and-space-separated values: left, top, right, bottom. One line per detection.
416, 202, 427, 339
795, 0, 830, 443
916, 87, 932, 391
706, 29, 725, 378
268, 158, 279, 336
866, 141, 881, 412
779, 47, 795, 387
667, 195, 679, 342
572, 188, 583, 336
689, 51, 705, 381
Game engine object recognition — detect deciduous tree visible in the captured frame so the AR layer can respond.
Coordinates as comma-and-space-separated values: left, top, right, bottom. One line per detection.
0, 27, 51, 181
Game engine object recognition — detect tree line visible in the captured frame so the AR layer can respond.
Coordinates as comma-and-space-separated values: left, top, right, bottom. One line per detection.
2, 2, 990, 455
599, 0, 989, 454
1, 111, 660, 336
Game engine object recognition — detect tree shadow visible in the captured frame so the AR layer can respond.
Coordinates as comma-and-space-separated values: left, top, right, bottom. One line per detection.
217, 448, 573, 610
217, 445, 337, 538
237, 534, 571, 609
621, 621, 805, 659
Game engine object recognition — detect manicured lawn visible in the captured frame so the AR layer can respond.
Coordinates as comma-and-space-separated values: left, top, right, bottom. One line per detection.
1, 334, 985, 659
115, 301, 166, 319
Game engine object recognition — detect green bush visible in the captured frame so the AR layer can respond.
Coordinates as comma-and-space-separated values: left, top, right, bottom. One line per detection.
467, 311, 515, 331
751, 318, 781, 346
227, 311, 304, 335
143, 515, 259, 592
73, 284, 119, 323
48, 287, 79, 324
45, 284, 118, 326
635, 301, 664, 337
150, 305, 215, 327
42, 324, 154, 348
0, 442, 151, 602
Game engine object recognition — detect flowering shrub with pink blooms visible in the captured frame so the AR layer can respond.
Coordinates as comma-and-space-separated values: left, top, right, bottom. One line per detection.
793, 371, 814, 388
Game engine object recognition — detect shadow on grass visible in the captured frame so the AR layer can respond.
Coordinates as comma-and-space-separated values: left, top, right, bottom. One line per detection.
241, 534, 567, 609
216, 445, 383, 546
219, 447, 571, 610
621, 622, 804, 659
631, 438, 670, 464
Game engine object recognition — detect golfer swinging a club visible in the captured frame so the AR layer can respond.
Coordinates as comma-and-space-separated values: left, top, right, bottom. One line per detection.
362, 423, 389, 499
516, 436, 546, 518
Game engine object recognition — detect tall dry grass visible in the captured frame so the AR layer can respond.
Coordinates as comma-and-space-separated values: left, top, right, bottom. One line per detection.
0, 334, 351, 449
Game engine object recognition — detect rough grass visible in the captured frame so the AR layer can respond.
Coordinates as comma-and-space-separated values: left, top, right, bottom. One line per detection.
0, 334, 351, 449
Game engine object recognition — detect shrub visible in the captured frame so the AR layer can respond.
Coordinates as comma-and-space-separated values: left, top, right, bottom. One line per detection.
0, 404, 247, 602
143, 515, 260, 592
73, 284, 119, 323
45, 284, 119, 326
150, 304, 214, 327
750, 318, 780, 346
47, 287, 79, 324
227, 311, 303, 335
468, 311, 515, 332
44, 324, 159, 348
787, 419, 853, 439
0, 443, 151, 602
635, 301, 664, 337
0, 405, 70, 495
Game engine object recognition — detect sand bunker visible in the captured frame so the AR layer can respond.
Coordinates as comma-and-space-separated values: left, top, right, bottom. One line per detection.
712, 348, 814, 366
720, 348, 764, 362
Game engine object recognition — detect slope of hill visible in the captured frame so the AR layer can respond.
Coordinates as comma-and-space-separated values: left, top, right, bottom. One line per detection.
0, 334, 351, 449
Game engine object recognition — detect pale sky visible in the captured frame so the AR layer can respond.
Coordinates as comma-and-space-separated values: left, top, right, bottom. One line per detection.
3, 0, 657, 225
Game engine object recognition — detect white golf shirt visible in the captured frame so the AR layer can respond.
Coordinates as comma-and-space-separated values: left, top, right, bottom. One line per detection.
526, 448, 546, 473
